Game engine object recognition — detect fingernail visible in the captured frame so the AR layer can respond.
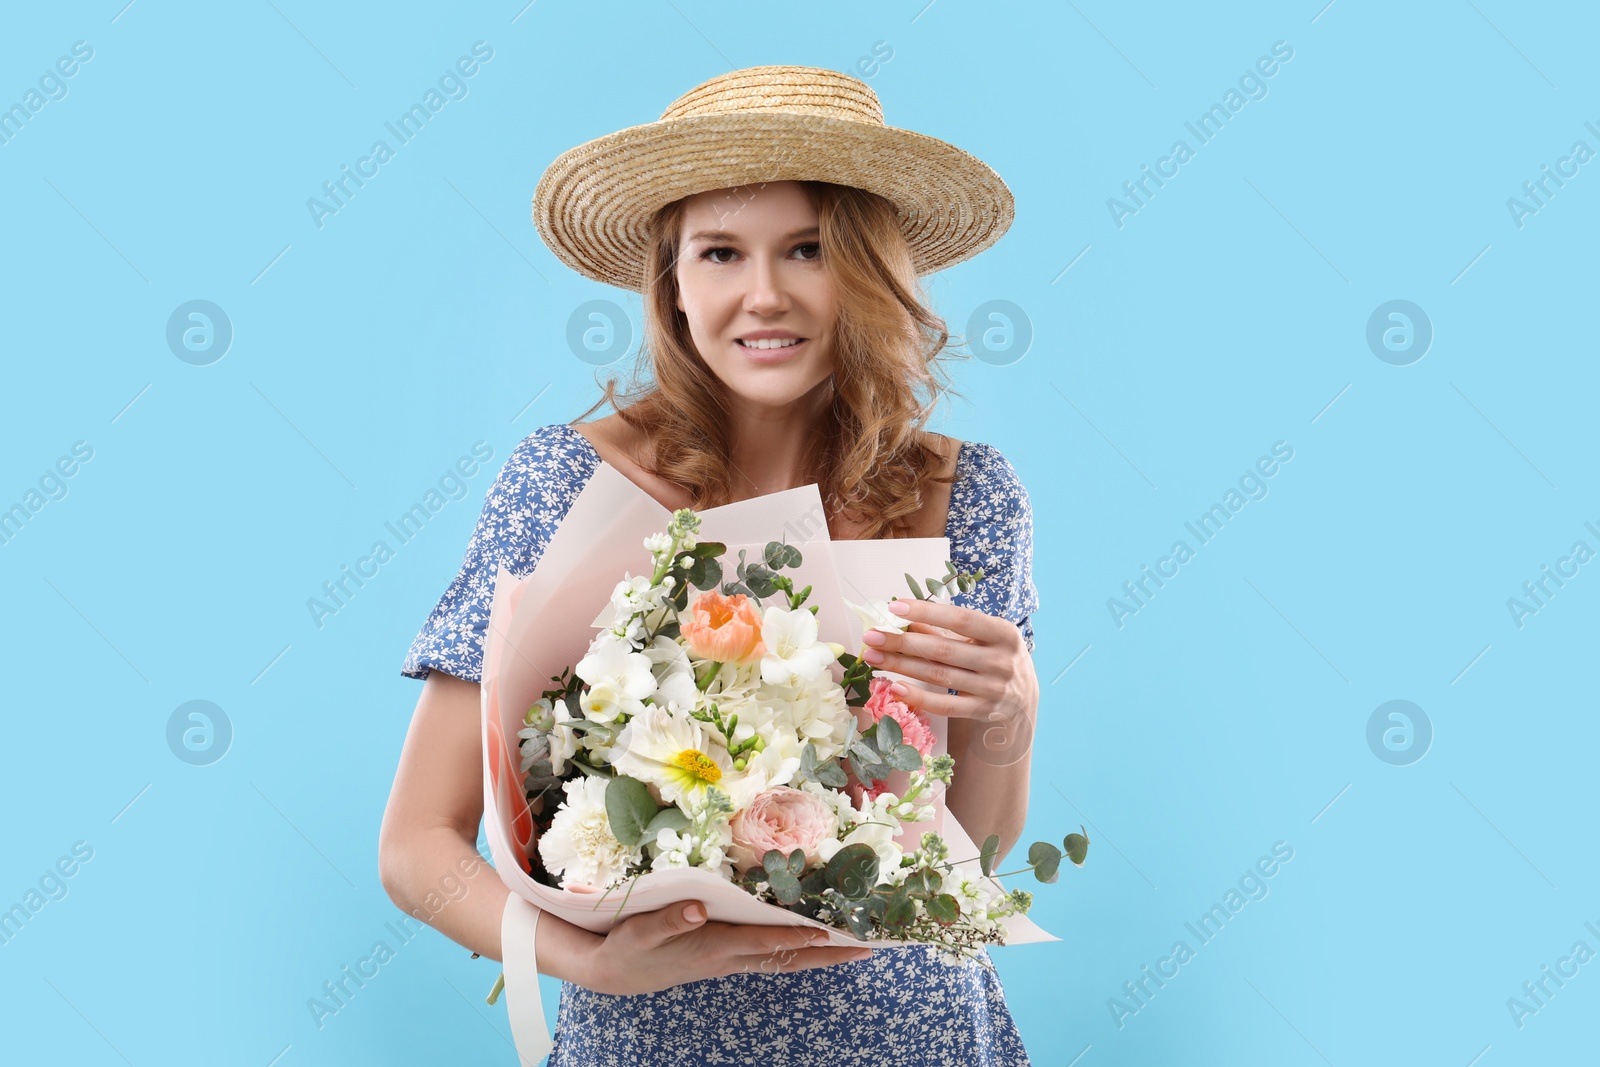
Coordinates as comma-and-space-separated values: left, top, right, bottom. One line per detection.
686, 904, 705, 922
888, 600, 911, 614
861, 630, 886, 645
863, 648, 884, 663
890, 682, 908, 696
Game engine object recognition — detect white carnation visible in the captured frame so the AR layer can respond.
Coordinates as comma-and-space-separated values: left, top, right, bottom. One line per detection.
538, 776, 642, 890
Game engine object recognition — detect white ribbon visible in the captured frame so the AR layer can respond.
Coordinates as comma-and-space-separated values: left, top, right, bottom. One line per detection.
501, 893, 555, 1065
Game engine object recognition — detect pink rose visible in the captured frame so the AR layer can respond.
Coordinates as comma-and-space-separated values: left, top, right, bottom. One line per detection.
863, 676, 937, 757
728, 787, 838, 872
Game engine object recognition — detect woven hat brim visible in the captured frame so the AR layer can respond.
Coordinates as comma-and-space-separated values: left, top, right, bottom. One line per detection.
532, 112, 1014, 292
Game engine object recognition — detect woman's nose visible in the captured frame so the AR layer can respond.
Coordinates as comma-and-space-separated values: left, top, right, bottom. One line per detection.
743, 255, 790, 313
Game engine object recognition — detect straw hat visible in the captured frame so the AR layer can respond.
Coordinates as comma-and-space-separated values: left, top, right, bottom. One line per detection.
531, 65, 1014, 292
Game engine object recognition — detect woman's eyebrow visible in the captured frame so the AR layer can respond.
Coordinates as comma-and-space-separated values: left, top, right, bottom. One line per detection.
685, 226, 820, 244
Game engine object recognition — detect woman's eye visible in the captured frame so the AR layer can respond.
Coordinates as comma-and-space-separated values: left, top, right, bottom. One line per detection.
699, 243, 822, 264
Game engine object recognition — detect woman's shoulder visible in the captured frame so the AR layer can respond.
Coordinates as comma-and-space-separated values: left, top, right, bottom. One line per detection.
949, 437, 1031, 515
499, 423, 600, 483
474, 424, 602, 527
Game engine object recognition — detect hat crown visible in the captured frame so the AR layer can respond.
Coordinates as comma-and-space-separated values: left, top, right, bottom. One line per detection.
659, 65, 885, 126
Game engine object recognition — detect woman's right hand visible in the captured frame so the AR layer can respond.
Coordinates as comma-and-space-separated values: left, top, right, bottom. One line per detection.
582, 900, 875, 996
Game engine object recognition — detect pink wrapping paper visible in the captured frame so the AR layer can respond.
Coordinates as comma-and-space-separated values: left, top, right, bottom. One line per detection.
481, 460, 1058, 949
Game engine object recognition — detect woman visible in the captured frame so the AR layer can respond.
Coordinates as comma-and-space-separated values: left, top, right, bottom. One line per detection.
380, 65, 1042, 1065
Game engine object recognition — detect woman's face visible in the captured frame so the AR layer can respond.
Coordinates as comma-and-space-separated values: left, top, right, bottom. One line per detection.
674, 181, 837, 412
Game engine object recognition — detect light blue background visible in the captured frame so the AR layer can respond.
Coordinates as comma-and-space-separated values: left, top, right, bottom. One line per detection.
2, 1, 1596, 1064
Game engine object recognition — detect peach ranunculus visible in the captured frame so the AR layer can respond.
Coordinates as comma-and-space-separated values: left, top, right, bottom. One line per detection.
727, 786, 838, 872
863, 676, 937, 757
680, 589, 767, 664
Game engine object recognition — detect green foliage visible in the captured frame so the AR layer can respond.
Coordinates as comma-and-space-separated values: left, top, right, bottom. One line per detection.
794, 742, 848, 789
1028, 841, 1062, 884
605, 775, 660, 848
979, 834, 1001, 877
824, 843, 879, 900
926, 893, 961, 926
1064, 826, 1090, 867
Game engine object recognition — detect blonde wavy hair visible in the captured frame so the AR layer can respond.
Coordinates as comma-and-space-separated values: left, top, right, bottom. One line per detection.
574, 180, 970, 541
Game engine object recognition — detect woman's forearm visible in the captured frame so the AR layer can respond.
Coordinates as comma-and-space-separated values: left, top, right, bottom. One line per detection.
945, 708, 1036, 868
380, 826, 603, 981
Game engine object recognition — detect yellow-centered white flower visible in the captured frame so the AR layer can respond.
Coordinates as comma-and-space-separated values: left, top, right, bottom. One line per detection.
611, 702, 733, 807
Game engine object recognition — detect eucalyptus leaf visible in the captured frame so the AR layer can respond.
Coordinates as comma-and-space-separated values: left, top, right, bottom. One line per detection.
605, 775, 660, 848
926, 893, 961, 926
980, 834, 1001, 877
875, 715, 903, 750
1029, 841, 1062, 884
904, 573, 925, 599
902, 868, 939, 901
815, 761, 848, 788
886, 743, 922, 773
786, 848, 807, 877
845, 905, 875, 939
768, 867, 802, 905
885, 891, 916, 928
1064, 826, 1090, 867
644, 807, 691, 837
825, 843, 879, 900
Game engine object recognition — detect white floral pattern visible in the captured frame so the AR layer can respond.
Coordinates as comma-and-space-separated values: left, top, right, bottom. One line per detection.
401, 422, 1041, 1064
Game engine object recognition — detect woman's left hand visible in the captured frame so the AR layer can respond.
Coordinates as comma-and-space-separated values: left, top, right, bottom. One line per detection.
858, 598, 1039, 743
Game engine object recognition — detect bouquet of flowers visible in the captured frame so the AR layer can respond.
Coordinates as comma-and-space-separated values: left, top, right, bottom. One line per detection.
494, 506, 1086, 979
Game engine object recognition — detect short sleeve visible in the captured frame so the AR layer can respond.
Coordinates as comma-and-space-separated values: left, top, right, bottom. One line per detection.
946, 442, 1040, 653
400, 424, 599, 683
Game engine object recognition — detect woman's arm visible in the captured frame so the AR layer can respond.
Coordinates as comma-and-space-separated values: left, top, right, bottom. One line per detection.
945, 690, 1037, 868
378, 670, 603, 976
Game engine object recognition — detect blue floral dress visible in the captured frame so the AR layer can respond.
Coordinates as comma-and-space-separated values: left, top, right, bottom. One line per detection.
402, 422, 1041, 1066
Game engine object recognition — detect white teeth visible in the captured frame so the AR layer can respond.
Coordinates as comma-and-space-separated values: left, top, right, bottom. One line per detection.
739, 337, 802, 350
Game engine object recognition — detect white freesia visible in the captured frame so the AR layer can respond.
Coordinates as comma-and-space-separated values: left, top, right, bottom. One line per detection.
758, 606, 837, 686
547, 698, 579, 775
842, 597, 913, 639
537, 775, 642, 890
575, 634, 657, 723
719, 732, 805, 808
611, 703, 733, 807
642, 634, 700, 713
